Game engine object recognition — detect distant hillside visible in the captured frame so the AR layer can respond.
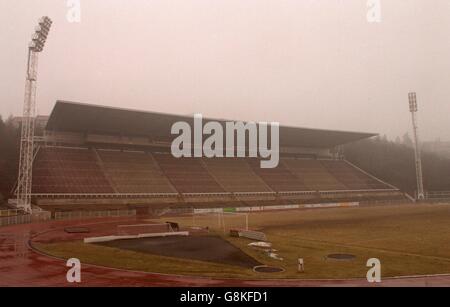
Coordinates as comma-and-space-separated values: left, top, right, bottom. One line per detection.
345, 137, 450, 196
423, 140, 450, 159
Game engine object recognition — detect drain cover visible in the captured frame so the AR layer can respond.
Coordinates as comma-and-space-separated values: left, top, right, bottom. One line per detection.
253, 265, 284, 273
64, 227, 90, 234
327, 253, 356, 261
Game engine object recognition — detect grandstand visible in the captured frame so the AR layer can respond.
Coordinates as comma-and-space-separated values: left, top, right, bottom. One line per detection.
96, 150, 176, 194
29, 101, 404, 212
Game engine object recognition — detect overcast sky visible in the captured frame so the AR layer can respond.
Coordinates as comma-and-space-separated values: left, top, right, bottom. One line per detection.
1, 0, 449, 141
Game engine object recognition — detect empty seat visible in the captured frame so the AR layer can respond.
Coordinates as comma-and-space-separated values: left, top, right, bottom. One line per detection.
282, 158, 347, 191
202, 158, 272, 192
320, 160, 388, 190
248, 159, 308, 192
32, 147, 114, 194
96, 150, 177, 193
152, 153, 224, 193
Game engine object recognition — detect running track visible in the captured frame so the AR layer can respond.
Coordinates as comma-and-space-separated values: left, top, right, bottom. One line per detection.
0, 217, 449, 287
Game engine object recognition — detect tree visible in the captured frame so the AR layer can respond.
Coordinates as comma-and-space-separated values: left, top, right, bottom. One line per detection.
402, 133, 414, 148
0, 116, 20, 201
345, 137, 450, 195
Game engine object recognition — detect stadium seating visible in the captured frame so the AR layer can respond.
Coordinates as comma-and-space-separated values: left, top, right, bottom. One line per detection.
96, 150, 177, 193
202, 158, 272, 192
281, 158, 347, 191
32, 147, 114, 194
152, 153, 224, 193
32, 147, 395, 197
247, 159, 309, 192
320, 160, 388, 190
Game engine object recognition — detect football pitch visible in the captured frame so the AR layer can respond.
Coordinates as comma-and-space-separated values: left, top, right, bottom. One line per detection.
35, 203, 450, 279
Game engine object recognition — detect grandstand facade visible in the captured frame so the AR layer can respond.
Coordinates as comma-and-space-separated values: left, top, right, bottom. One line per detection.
31, 101, 404, 212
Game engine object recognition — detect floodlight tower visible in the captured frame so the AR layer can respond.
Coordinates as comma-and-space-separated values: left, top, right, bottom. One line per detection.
408, 92, 425, 200
16, 16, 53, 213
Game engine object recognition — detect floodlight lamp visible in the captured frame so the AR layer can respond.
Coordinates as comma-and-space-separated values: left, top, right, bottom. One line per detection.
35, 26, 49, 37
32, 35, 45, 44
39, 21, 51, 30
39, 16, 51, 24
39, 16, 52, 27
408, 92, 418, 112
28, 16, 52, 52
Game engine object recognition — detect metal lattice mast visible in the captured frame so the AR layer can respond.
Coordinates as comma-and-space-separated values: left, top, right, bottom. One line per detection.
16, 17, 52, 213
408, 92, 425, 200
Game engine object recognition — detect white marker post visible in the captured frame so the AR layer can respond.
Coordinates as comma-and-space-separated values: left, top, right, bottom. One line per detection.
298, 258, 304, 273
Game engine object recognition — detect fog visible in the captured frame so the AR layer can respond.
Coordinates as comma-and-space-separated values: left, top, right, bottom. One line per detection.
1, 0, 449, 141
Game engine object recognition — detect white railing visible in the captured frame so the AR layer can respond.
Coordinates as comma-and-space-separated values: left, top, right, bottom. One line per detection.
31, 189, 399, 200
0, 209, 51, 227
426, 191, 450, 200
32, 211, 52, 222
0, 209, 24, 217
0, 214, 32, 227
54, 209, 136, 221
0, 233, 29, 256
31, 193, 179, 199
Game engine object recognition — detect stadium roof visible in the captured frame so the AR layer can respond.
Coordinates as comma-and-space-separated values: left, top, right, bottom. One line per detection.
46, 100, 376, 148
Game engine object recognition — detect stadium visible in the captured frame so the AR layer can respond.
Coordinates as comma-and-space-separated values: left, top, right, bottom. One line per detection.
1, 4, 450, 290
1, 100, 450, 287
32, 100, 403, 212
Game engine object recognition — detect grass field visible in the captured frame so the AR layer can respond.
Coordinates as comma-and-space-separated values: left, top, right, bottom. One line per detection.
35, 203, 450, 279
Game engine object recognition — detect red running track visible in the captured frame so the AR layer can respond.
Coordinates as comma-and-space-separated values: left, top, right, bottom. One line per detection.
0, 217, 449, 287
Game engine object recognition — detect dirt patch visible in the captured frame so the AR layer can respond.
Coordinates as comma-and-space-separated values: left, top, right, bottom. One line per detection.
97, 235, 261, 268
